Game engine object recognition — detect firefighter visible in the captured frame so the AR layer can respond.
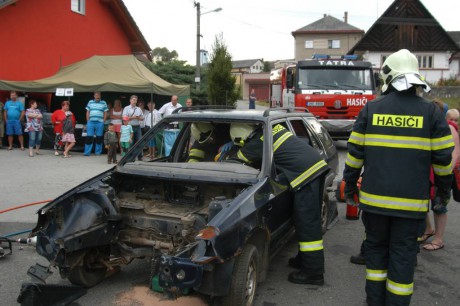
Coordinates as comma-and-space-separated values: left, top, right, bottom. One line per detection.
187, 122, 231, 162
230, 122, 330, 285
343, 49, 454, 305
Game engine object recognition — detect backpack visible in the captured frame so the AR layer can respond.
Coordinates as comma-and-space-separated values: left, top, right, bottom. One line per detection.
63, 115, 74, 134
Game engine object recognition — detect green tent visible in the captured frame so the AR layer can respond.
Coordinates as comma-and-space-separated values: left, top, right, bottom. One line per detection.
0, 55, 189, 96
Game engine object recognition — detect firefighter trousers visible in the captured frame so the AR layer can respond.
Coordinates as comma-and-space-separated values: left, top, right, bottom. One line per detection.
362, 211, 425, 306
294, 176, 325, 275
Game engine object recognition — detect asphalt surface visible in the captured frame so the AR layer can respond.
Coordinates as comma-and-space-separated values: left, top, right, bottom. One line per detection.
1, 105, 460, 305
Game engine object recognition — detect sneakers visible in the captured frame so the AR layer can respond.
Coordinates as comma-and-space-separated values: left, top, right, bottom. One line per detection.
288, 271, 324, 285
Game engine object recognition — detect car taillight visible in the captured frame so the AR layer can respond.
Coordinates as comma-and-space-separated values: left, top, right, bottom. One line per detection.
196, 226, 220, 240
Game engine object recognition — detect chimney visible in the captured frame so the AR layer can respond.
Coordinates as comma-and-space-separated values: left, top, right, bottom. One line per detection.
344, 11, 348, 23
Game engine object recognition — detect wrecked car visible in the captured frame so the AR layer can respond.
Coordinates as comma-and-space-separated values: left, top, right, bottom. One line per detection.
31, 107, 339, 305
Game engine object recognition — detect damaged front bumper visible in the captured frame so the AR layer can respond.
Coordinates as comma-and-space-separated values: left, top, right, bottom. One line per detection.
158, 256, 203, 289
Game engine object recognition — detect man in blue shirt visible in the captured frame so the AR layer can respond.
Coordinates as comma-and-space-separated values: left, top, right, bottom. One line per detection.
4, 91, 25, 150
84, 91, 108, 156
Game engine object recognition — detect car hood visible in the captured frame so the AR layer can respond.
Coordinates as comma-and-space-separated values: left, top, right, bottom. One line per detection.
117, 162, 260, 184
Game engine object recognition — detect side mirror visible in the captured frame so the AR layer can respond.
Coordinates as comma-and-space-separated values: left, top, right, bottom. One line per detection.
374, 72, 381, 88
286, 68, 294, 89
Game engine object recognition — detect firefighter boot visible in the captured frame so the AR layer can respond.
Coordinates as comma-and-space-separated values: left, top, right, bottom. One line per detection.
350, 252, 366, 265
288, 271, 324, 285
288, 252, 301, 269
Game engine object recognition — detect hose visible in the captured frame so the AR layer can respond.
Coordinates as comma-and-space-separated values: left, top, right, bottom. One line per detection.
0, 199, 51, 214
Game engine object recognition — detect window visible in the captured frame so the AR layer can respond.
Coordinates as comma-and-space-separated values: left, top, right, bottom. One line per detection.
328, 40, 340, 49
417, 55, 433, 69
305, 40, 313, 49
71, 0, 85, 15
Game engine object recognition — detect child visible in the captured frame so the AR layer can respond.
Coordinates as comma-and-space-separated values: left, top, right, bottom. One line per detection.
61, 110, 76, 158
104, 123, 119, 164
120, 116, 133, 157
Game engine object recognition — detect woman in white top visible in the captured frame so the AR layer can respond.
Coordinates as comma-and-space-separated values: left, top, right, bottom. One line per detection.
144, 101, 162, 160
110, 99, 123, 140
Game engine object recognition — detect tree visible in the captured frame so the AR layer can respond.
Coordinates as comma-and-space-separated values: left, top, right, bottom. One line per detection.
151, 47, 178, 62
206, 34, 240, 106
263, 61, 272, 72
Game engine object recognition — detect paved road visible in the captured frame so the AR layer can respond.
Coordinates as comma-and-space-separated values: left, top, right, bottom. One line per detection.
1, 143, 460, 305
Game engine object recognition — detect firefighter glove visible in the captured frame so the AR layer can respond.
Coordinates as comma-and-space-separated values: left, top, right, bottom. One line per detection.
220, 141, 234, 153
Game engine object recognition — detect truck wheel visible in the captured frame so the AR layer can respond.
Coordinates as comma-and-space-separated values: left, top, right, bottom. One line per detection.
220, 244, 259, 306
321, 192, 330, 234
67, 249, 108, 288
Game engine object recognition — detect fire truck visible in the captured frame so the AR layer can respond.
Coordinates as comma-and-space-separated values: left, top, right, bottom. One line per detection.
270, 55, 379, 139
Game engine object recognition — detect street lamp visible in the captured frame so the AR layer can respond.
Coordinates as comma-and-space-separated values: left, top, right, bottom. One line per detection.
195, 2, 222, 90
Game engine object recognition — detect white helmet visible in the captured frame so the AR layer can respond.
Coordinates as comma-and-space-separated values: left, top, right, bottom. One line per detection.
380, 49, 430, 94
230, 123, 255, 146
191, 122, 214, 144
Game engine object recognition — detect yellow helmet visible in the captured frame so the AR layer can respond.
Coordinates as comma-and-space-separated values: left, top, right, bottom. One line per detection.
191, 122, 214, 144
230, 123, 255, 146
380, 49, 430, 94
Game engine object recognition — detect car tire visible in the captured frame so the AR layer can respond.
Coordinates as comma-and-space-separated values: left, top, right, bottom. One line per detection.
220, 244, 259, 306
67, 249, 108, 288
321, 192, 330, 234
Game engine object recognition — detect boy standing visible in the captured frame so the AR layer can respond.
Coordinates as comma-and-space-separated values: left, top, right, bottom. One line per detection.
104, 123, 119, 164
120, 116, 133, 157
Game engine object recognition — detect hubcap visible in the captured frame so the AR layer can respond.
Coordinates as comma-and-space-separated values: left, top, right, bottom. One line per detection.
245, 259, 256, 305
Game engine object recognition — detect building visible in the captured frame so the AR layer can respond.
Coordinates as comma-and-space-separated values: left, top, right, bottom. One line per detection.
0, 0, 151, 81
231, 59, 268, 101
348, 0, 460, 83
292, 12, 364, 61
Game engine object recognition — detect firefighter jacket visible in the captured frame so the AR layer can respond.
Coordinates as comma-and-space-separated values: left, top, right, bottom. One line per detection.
343, 91, 454, 219
187, 141, 221, 162
236, 124, 329, 191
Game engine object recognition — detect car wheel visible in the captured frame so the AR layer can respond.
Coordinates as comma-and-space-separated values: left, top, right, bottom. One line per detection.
220, 244, 259, 306
67, 248, 108, 288
321, 192, 330, 234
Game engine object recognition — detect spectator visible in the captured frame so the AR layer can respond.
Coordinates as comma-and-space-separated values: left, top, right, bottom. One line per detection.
61, 109, 76, 158
144, 101, 161, 160
185, 98, 193, 109
0, 100, 4, 149
51, 101, 70, 156
110, 99, 123, 141
25, 100, 43, 157
4, 91, 25, 150
104, 123, 118, 164
422, 107, 460, 251
158, 95, 181, 119
84, 91, 109, 156
120, 116, 133, 157
138, 99, 149, 132
249, 89, 256, 109
122, 95, 144, 160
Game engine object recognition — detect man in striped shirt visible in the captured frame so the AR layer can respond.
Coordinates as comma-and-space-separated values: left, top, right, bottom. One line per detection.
84, 91, 108, 156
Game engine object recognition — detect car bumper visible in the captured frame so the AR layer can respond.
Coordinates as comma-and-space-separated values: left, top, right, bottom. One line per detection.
158, 256, 204, 289
319, 119, 355, 140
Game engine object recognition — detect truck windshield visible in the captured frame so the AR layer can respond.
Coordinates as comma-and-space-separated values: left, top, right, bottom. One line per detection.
297, 67, 374, 91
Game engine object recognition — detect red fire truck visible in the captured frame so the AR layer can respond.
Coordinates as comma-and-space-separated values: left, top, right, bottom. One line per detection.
270, 55, 379, 139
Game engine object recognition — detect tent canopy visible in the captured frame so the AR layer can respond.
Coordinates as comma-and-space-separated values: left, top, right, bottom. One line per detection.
0, 55, 189, 96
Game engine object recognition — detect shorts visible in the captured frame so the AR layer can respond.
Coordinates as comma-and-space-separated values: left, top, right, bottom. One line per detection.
62, 133, 76, 143
431, 198, 448, 214
148, 138, 156, 148
113, 124, 122, 133
6, 120, 22, 135
0, 121, 4, 137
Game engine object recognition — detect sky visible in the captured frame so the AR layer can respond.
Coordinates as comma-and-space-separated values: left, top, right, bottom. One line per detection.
123, 0, 458, 65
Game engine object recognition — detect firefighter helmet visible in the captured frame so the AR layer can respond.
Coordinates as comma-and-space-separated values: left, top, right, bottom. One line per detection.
191, 122, 214, 144
380, 49, 430, 94
230, 123, 256, 146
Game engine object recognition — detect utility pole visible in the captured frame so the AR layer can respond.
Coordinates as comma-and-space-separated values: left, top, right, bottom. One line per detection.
195, 2, 201, 90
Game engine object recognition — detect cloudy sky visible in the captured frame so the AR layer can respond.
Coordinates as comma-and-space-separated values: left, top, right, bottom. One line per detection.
123, 0, 458, 64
